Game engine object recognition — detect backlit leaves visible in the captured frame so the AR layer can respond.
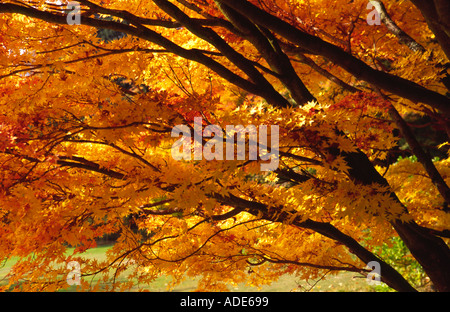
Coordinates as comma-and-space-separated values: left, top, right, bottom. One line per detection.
0, 0, 448, 292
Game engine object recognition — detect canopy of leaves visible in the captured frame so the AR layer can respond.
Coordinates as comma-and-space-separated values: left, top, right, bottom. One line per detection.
0, 0, 449, 292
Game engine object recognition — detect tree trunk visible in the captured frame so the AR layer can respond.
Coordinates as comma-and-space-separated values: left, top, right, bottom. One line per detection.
343, 149, 450, 291
392, 220, 450, 292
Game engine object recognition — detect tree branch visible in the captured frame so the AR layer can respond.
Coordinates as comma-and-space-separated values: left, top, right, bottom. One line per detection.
212, 192, 417, 292
291, 52, 361, 93
370, 1, 425, 53
151, 0, 292, 108
217, 0, 450, 117
0, 3, 290, 108
387, 103, 450, 208
410, 0, 450, 60
214, 1, 316, 105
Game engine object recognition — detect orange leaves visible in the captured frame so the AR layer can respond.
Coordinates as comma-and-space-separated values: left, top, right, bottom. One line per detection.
330, 92, 391, 113
0, 0, 449, 292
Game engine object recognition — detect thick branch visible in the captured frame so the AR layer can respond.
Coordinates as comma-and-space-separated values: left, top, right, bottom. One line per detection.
214, 1, 316, 105
0, 3, 290, 108
334, 143, 450, 292
370, 1, 425, 53
151, 0, 292, 108
68, 0, 236, 30
387, 104, 450, 207
410, 0, 450, 60
292, 52, 361, 93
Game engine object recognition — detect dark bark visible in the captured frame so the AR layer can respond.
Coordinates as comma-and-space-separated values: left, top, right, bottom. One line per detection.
340, 148, 450, 292
2, 0, 450, 291
213, 193, 417, 292
218, 0, 450, 117
410, 0, 450, 60
0, 3, 292, 109
387, 105, 450, 206
370, 1, 425, 53
392, 219, 450, 292
213, 1, 316, 105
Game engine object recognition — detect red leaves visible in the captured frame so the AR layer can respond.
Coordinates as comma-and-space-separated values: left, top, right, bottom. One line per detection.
328, 92, 394, 150
330, 92, 391, 113
303, 129, 321, 145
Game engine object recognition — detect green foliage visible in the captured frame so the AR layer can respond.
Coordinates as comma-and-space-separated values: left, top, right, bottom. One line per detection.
373, 236, 429, 291
396, 155, 418, 163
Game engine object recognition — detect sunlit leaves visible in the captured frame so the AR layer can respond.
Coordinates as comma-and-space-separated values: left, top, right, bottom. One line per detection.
0, 0, 448, 292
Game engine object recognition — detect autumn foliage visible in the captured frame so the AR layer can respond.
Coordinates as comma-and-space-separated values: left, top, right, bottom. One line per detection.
0, 0, 449, 292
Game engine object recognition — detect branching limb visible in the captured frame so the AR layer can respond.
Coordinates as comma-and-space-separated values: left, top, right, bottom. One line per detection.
217, 0, 450, 117
369, 1, 425, 53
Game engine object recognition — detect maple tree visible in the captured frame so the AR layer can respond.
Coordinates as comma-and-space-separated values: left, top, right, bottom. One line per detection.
0, 0, 449, 292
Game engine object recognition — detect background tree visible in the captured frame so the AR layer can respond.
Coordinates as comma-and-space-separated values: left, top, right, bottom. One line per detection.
0, 0, 449, 292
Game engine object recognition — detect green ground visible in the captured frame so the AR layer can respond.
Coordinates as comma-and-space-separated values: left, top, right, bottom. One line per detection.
0, 245, 376, 292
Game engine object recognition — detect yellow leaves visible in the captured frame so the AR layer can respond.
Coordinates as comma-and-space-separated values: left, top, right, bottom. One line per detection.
309, 179, 407, 224
0, 0, 448, 292
385, 157, 450, 229
437, 142, 450, 157
335, 135, 358, 154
